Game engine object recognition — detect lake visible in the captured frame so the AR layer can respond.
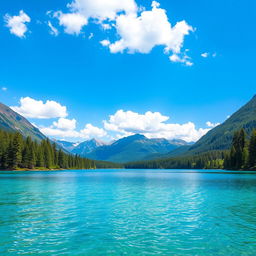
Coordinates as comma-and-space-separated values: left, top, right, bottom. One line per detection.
0, 169, 256, 255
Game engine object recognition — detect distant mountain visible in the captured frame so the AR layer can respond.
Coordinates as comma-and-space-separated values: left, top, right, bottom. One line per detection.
55, 140, 79, 152
72, 139, 106, 155
189, 95, 256, 154
143, 145, 191, 160
84, 134, 184, 163
169, 139, 193, 146
0, 102, 46, 141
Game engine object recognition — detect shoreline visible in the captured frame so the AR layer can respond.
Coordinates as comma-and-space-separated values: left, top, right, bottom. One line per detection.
0, 168, 256, 173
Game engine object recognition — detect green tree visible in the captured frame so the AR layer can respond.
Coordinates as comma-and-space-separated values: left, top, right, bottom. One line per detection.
7, 133, 23, 169
249, 129, 256, 169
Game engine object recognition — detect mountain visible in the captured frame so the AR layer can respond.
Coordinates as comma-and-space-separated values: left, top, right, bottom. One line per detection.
84, 134, 183, 163
169, 139, 192, 146
72, 139, 106, 155
0, 102, 46, 141
189, 95, 256, 154
55, 140, 79, 152
143, 145, 192, 160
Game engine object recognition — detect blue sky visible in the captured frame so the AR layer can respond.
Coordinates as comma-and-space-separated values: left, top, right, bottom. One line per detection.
0, 0, 255, 142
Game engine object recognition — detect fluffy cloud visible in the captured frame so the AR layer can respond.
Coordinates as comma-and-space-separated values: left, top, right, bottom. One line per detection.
4, 10, 31, 38
53, 118, 77, 130
40, 121, 106, 140
55, 12, 87, 35
54, 0, 137, 34
100, 39, 110, 46
80, 124, 107, 139
11, 97, 68, 119
104, 110, 210, 142
109, 3, 193, 56
40, 127, 80, 138
206, 121, 220, 128
1, 87, 7, 91
169, 53, 193, 66
51, 0, 193, 64
67, 0, 137, 21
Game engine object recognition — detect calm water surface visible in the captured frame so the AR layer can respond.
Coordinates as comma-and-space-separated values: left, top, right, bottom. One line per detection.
0, 169, 256, 255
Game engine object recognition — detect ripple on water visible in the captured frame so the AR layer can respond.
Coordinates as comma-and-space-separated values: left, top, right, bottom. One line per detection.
0, 169, 256, 255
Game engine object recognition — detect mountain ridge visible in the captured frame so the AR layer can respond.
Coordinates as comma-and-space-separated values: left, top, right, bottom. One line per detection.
187, 95, 256, 154
0, 102, 46, 141
72, 134, 189, 163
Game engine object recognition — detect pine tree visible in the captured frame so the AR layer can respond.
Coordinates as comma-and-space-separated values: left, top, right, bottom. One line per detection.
242, 144, 249, 169
7, 133, 23, 169
249, 129, 256, 169
0, 129, 98, 170
36, 147, 45, 167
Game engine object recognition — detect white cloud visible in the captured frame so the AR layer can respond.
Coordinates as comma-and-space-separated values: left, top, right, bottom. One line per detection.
51, 0, 193, 64
48, 21, 59, 36
68, 0, 137, 21
80, 124, 107, 139
54, 0, 137, 35
11, 97, 68, 119
201, 52, 217, 58
206, 121, 220, 128
55, 12, 88, 35
1, 87, 7, 91
4, 10, 31, 38
104, 110, 210, 142
40, 121, 106, 140
40, 127, 80, 138
201, 52, 209, 58
100, 39, 110, 46
169, 53, 193, 66
108, 3, 193, 56
102, 23, 112, 30
53, 118, 77, 130
88, 32, 94, 39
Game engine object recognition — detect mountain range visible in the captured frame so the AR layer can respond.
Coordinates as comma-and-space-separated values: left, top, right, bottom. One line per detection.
1, 95, 256, 164
56, 134, 190, 163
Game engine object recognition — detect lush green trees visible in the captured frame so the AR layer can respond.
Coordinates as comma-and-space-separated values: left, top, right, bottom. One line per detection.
125, 150, 225, 170
0, 130, 95, 170
125, 129, 256, 171
7, 133, 23, 169
224, 129, 256, 170
248, 130, 256, 168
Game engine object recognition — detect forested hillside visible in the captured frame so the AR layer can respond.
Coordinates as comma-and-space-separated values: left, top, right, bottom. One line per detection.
125, 150, 225, 170
0, 102, 46, 141
0, 130, 95, 170
188, 95, 256, 154
224, 129, 256, 170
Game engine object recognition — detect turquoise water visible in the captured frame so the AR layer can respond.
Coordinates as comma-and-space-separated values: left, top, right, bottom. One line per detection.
0, 169, 256, 255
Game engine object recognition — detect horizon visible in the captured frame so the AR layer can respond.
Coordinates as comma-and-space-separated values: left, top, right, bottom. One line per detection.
0, 0, 255, 142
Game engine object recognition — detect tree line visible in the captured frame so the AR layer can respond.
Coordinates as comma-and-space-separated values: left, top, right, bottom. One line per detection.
0, 130, 95, 170
125, 129, 256, 171
125, 150, 225, 170
224, 129, 256, 170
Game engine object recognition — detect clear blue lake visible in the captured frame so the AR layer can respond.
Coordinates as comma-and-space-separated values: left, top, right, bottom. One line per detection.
0, 169, 256, 255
